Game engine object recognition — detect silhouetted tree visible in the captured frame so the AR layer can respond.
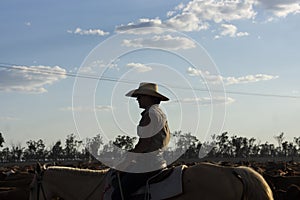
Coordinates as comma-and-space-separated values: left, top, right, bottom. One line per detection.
86, 134, 103, 160
259, 142, 275, 157
64, 134, 82, 160
216, 132, 231, 157
176, 132, 199, 158
113, 135, 136, 151
10, 143, 24, 162
274, 132, 285, 149
0, 133, 4, 148
294, 136, 300, 155
0, 147, 9, 162
23, 140, 38, 161
49, 140, 64, 161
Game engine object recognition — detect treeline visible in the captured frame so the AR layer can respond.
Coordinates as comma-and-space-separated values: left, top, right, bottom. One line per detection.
179, 131, 300, 159
0, 131, 299, 163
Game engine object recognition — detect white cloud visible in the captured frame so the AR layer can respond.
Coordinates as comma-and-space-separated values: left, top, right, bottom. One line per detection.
0, 65, 67, 93
215, 24, 249, 38
257, 0, 300, 17
114, 0, 300, 38
115, 18, 166, 34
95, 105, 113, 111
60, 105, 113, 112
115, 0, 255, 34
126, 62, 152, 73
175, 96, 235, 105
187, 67, 279, 85
187, 67, 223, 84
182, 0, 256, 23
25, 22, 31, 26
68, 27, 109, 36
166, 12, 209, 31
0, 116, 19, 121
224, 74, 279, 85
122, 34, 196, 50
78, 59, 119, 74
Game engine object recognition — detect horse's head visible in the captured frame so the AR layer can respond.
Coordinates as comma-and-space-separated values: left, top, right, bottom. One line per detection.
29, 162, 47, 200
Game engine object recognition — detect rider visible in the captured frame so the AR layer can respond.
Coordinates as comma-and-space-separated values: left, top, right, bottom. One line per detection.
111, 82, 170, 200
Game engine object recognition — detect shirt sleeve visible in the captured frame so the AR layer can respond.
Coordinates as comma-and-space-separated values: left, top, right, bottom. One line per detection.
137, 106, 166, 138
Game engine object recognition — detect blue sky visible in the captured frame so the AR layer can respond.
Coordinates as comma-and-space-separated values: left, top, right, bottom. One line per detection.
0, 0, 300, 148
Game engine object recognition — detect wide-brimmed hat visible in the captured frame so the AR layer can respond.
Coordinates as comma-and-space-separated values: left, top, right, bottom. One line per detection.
125, 82, 169, 101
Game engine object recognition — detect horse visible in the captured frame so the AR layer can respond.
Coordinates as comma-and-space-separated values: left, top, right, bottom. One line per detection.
29, 162, 274, 200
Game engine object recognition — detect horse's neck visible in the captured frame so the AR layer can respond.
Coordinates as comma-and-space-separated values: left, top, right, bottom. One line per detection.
44, 168, 107, 199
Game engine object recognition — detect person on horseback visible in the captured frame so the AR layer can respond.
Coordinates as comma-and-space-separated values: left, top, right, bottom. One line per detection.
111, 82, 170, 200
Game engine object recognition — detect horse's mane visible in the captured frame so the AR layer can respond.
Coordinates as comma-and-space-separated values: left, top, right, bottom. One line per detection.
46, 166, 109, 176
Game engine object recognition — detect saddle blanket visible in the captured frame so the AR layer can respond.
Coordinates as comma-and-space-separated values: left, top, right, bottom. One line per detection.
137, 165, 187, 200
103, 165, 187, 200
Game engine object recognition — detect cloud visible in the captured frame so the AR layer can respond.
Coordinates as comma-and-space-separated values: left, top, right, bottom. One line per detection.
0, 65, 67, 93
60, 105, 113, 112
187, 67, 223, 84
95, 105, 113, 111
114, 0, 300, 38
122, 34, 196, 50
167, 2, 186, 17
257, 0, 300, 18
24, 22, 31, 26
79, 59, 118, 74
174, 96, 235, 105
187, 67, 279, 85
215, 24, 249, 38
166, 12, 209, 31
68, 27, 109, 36
182, 0, 256, 23
116, 18, 165, 34
115, 0, 255, 34
224, 74, 279, 85
0, 116, 19, 121
126, 62, 152, 73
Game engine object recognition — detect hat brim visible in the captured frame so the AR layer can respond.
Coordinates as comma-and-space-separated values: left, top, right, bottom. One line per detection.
126, 89, 169, 101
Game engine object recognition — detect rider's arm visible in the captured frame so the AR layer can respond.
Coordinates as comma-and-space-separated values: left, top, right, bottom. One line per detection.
130, 138, 152, 153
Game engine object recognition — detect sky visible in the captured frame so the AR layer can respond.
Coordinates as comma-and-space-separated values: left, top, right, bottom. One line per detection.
0, 0, 300, 149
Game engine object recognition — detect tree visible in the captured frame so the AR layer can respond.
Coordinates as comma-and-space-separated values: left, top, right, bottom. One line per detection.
23, 140, 38, 161
259, 142, 275, 157
86, 134, 103, 160
175, 132, 199, 158
294, 136, 300, 155
36, 139, 47, 160
216, 132, 231, 157
64, 133, 82, 160
113, 135, 136, 151
274, 132, 285, 149
10, 143, 24, 162
0, 132, 4, 148
0, 147, 10, 162
49, 140, 64, 160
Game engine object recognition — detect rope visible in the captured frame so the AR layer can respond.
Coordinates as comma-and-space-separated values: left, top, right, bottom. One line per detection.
117, 172, 125, 200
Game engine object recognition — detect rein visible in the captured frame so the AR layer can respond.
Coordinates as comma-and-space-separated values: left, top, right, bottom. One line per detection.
36, 171, 48, 200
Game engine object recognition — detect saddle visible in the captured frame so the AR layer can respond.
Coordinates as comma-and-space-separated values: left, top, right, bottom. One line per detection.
104, 165, 187, 200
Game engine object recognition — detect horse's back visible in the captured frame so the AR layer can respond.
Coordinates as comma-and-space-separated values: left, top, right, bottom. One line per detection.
171, 162, 243, 200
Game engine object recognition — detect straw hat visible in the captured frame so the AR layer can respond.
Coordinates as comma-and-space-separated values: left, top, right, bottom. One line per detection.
125, 82, 169, 101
